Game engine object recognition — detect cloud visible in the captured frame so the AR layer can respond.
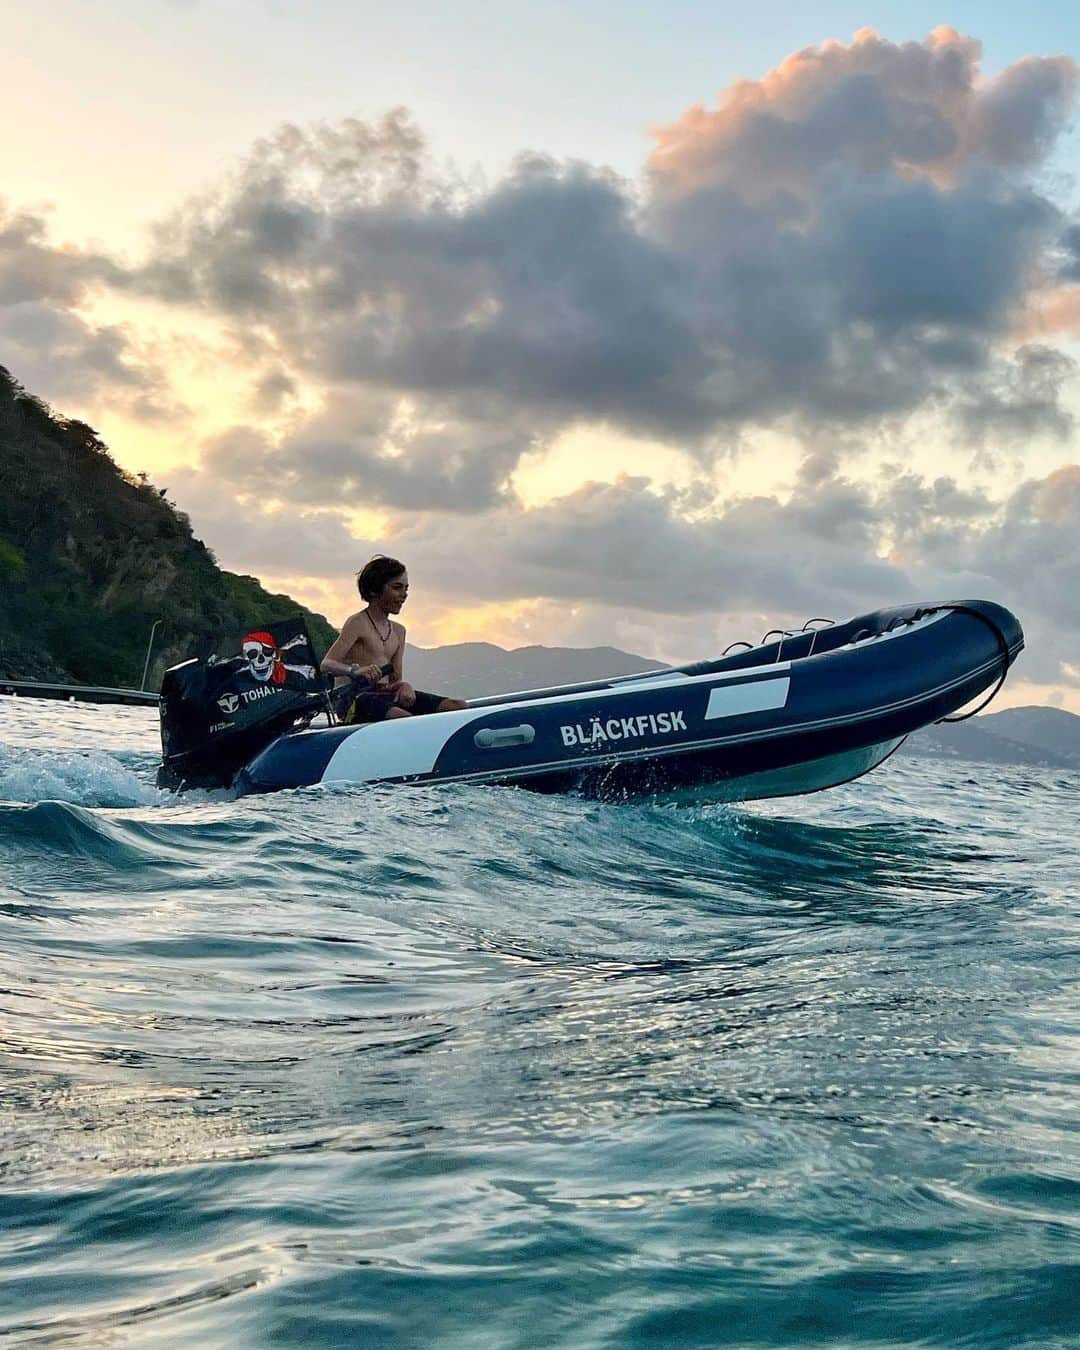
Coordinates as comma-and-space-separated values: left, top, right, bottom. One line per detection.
202, 387, 535, 511
390, 474, 906, 620
954, 344, 1075, 445
6, 31, 1079, 503
117, 29, 1077, 514
461, 463, 1079, 688
647, 28, 1076, 196
4, 25, 1079, 694
0, 200, 173, 415
970, 52, 1079, 168
1059, 224, 1080, 282
170, 450, 1080, 687
0, 199, 121, 307
906, 462, 1080, 609
0, 300, 183, 420
166, 464, 374, 578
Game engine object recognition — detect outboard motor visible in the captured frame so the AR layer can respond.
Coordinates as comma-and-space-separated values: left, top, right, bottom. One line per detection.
157, 617, 329, 791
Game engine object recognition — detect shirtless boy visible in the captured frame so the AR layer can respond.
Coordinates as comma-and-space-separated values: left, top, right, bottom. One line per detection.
321, 556, 466, 723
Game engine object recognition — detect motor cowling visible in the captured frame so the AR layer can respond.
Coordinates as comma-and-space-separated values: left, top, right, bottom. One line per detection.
157, 617, 328, 791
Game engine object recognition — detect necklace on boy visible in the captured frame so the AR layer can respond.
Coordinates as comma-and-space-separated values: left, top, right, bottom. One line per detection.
366, 610, 392, 643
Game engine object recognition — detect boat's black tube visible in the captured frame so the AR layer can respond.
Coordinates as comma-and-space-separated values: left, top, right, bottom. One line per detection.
936, 604, 1013, 724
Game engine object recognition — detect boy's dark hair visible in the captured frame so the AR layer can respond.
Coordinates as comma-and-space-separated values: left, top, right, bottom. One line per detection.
357, 555, 406, 601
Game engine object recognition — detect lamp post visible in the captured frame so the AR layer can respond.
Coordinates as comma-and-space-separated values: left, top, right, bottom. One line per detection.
140, 619, 163, 691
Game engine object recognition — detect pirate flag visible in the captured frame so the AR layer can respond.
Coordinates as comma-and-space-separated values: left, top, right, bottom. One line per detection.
158, 616, 328, 790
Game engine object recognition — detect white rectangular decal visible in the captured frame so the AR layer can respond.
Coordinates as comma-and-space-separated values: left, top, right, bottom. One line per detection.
705, 678, 790, 721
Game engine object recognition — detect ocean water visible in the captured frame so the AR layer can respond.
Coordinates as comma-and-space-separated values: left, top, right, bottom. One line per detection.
1, 696, 1077, 1348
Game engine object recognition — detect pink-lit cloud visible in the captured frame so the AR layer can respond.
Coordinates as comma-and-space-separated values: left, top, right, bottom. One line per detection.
648, 28, 1076, 198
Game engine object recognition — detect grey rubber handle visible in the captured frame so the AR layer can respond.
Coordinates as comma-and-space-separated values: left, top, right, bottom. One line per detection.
474, 724, 536, 749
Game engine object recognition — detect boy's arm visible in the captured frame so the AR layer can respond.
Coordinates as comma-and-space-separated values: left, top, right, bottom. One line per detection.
321, 616, 380, 683
390, 625, 416, 706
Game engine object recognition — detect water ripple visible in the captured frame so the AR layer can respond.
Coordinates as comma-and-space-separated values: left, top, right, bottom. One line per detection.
1, 699, 1077, 1345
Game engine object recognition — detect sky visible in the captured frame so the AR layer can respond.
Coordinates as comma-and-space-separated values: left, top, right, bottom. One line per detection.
3, 0, 1080, 710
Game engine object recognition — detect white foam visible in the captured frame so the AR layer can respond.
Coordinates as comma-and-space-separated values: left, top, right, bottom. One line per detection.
0, 746, 157, 808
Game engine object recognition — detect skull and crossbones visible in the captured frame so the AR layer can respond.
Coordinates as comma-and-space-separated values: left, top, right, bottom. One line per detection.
241, 631, 317, 685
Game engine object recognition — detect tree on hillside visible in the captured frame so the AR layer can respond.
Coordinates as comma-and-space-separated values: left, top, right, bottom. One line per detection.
0, 365, 336, 686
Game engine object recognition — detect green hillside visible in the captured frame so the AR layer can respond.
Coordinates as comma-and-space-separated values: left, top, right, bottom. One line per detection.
0, 366, 336, 689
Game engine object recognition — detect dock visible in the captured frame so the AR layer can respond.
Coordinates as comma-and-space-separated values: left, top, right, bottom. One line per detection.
0, 680, 158, 708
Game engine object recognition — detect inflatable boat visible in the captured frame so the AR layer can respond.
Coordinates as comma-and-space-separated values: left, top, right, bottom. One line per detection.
158, 600, 1023, 802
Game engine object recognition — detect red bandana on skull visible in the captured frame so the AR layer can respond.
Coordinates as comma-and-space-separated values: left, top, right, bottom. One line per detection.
242, 631, 287, 684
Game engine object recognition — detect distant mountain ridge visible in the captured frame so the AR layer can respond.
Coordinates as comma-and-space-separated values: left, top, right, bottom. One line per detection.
404, 641, 665, 697
901, 705, 1080, 770
407, 641, 1080, 769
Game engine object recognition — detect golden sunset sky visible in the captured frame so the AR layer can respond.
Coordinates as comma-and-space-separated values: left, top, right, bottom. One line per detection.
3, 2, 1080, 709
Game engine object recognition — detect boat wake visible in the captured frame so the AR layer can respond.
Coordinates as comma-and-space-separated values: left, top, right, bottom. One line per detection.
0, 744, 158, 809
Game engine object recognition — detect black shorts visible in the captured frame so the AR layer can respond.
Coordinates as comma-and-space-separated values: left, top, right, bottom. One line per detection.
341, 687, 448, 724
